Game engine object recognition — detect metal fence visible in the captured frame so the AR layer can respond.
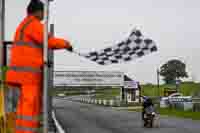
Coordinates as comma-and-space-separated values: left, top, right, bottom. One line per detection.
160, 97, 200, 112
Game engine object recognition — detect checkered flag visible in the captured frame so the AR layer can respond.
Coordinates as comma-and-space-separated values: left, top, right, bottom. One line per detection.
80, 28, 158, 65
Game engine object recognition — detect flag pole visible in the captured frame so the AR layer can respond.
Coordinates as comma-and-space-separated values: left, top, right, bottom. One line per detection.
43, 0, 49, 132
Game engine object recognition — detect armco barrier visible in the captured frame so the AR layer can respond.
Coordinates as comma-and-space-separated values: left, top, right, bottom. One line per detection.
103, 100, 107, 106
95, 100, 98, 104
109, 100, 114, 106
74, 97, 122, 107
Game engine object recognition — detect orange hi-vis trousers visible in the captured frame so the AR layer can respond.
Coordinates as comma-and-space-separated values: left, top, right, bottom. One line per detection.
15, 84, 42, 133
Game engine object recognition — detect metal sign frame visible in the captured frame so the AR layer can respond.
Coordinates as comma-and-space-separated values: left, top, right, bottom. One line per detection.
54, 71, 124, 87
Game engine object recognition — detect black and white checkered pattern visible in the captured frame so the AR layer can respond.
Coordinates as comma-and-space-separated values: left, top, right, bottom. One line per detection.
81, 28, 158, 65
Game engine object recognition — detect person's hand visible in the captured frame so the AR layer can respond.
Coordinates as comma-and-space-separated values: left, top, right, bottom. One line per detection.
64, 40, 73, 52
66, 46, 73, 52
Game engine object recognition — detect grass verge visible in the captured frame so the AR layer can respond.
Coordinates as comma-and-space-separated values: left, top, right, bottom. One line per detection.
158, 108, 200, 120
128, 107, 200, 120
95, 88, 120, 100
141, 82, 200, 96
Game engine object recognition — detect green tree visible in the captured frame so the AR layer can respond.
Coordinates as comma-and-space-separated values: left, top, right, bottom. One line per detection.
160, 59, 188, 84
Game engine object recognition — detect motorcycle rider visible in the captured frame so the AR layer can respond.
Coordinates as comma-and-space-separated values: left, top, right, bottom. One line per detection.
142, 96, 154, 120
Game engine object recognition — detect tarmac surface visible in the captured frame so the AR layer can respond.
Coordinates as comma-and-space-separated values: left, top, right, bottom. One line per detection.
54, 98, 200, 133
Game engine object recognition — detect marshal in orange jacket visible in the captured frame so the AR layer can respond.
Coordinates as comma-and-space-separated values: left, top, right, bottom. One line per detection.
6, 15, 72, 133
6, 15, 71, 84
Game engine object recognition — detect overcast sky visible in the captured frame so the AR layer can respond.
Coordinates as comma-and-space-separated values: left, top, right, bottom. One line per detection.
5, 0, 200, 84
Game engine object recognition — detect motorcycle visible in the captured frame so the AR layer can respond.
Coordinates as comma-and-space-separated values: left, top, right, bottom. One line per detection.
143, 111, 156, 128
142, 105, 159, 128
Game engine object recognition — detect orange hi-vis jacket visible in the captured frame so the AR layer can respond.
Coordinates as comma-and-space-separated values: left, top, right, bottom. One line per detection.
6, 15, 71, 133
6, 15, 71, 84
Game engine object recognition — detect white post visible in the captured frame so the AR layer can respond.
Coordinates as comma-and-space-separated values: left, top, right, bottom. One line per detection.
43, 0, 49, 132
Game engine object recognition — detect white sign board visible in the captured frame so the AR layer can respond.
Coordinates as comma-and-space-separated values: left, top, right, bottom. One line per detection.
124, 81, 138, 88
54, 71, 124, 86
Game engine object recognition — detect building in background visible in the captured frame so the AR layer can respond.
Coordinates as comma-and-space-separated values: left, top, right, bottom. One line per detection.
123, 75, 141, 103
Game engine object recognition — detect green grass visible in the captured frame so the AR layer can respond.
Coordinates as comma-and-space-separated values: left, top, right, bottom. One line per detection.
94, 88, 120, 100
158, 108, 200, 120
141, 82, 200, 96
52, 90, 86, 97
179, 82, 200, 96
92, 82, 200, 100
128, 108, 142, 112
127, 107, 200, 120
52, 82, 200, 100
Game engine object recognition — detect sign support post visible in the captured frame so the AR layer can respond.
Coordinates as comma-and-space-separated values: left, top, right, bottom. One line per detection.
0, 0, 6, 132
